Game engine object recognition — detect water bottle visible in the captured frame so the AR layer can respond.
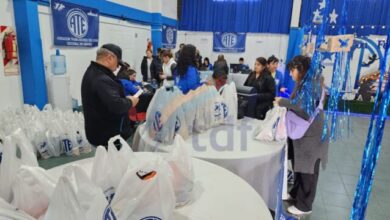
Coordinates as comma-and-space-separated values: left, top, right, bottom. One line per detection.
51, 49, 66, 75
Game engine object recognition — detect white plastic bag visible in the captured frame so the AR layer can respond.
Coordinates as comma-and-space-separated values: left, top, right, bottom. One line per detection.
110, 157, 175, 220
253, 106, 287, 142
220, 82, 238, 125
0, 198, 35, 220
11, 166, 56, 218
146, 86, 188, 144
44, 165, 109, 220
0, 129, 38, 202
91, 135, 136, 202
165, 135, 194, 206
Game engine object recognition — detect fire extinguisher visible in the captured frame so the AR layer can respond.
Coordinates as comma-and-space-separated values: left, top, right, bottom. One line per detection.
3, 33, 17, 60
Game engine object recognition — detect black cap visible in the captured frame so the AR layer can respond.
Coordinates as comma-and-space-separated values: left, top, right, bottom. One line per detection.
102, 43, 123, 63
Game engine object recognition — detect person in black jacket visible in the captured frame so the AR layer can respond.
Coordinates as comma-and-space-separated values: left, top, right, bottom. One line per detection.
214, 54, 229, 75
141, 49, 163, 84
244, 57, 275, 120
81, 44, 139, 147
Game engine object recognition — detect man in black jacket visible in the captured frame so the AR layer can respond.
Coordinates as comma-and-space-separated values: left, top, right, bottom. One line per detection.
81, 44, 139, 147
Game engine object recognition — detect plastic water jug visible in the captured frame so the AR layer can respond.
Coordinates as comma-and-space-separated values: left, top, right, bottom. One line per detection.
51, 49, 66, 75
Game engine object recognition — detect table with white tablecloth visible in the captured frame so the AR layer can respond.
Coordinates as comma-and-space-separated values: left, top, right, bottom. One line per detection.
46, 152, 272, 220
133, 117, 286, 210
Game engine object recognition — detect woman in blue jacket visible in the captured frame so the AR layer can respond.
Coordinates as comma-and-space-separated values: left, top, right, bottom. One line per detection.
118, 69, 142, 96
268, 55, 287, 96
173, 44, 202, 94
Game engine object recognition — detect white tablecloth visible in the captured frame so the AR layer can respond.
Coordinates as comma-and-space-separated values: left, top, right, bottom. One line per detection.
47, 152, 272, 220
134, 117, 286, 210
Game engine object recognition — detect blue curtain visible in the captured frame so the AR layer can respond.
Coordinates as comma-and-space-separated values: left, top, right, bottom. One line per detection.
284, 28, 304, 93
300, 0, 390, 36
179, 0, 293, 34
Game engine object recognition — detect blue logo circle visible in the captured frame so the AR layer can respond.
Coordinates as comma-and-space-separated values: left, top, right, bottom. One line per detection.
221, 33, 237, 48
166, 27, 174, 44
67, 9, 89, 38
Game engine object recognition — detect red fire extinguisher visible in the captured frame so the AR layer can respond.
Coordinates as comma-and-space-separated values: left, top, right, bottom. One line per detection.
3, 32, 17, 61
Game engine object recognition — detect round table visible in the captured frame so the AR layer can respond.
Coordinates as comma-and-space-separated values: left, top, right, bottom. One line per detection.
47, 152, 272, 220
133, 117, 286, 210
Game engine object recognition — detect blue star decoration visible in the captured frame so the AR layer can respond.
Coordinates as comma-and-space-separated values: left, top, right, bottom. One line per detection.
339, 38, 349, 48
322, 52, 333, 61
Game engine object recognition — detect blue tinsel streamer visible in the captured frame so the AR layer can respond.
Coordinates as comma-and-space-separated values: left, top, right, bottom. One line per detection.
321, 0, 352, 141
350, 33, 390, 220
293, 0, 331, 116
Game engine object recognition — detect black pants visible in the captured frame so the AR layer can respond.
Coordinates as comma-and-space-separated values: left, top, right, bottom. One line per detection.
289, 159, 321, 212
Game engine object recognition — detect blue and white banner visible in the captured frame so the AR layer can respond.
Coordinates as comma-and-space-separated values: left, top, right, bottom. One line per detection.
213, 32, 246, 53
51, 0, 99, 47
162, 25, 177, 49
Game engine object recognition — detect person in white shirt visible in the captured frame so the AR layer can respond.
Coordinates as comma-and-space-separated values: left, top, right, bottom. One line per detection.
160, 50, 177, 80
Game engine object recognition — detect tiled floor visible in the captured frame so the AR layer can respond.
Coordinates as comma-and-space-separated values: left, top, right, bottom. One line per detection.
295, 116, 390, 220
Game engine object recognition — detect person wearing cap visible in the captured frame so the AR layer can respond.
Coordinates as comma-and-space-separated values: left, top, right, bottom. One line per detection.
81, 43, 139, 147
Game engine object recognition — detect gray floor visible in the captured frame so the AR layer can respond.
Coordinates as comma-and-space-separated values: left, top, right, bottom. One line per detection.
297, 116, 390, 220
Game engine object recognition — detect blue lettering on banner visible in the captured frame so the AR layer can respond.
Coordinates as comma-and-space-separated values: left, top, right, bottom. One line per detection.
103, 206, 117, 220
51, 0, 99, 47
162, 25, 177, 49
213, 32, 246, 53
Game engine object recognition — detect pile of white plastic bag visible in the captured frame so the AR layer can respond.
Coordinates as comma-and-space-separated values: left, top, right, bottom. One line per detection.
0, 129, 194, 220
145, 83, 238, 145
0, 104, 91, 160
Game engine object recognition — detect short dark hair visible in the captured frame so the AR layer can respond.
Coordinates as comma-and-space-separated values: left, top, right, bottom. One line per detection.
267, 55, 279, 64
239, 57, 244, 62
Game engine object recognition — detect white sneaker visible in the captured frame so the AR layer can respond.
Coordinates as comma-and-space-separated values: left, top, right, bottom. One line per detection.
283, 194, 294, 201
287, 206, 312, 216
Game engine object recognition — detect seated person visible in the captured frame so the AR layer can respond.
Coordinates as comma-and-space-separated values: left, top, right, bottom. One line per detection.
244, 57, 275, 120
118, 69, 154, 114
201, 57, 213, 71
118, 69, 142, 96
238, 57, 249, 72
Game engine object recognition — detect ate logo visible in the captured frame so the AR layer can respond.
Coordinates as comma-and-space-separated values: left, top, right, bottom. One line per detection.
66, 8, 89, 38
221, 33, 238, 48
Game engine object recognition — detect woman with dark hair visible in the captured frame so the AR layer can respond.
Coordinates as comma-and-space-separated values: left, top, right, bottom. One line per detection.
202, 57, 213, 71
244, 57, 275, 120
118, 68, 153, 113
117, 68, 142, 96
213, 54, 229, 75
274, 55, 329, 216
174, 44, 202, 94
